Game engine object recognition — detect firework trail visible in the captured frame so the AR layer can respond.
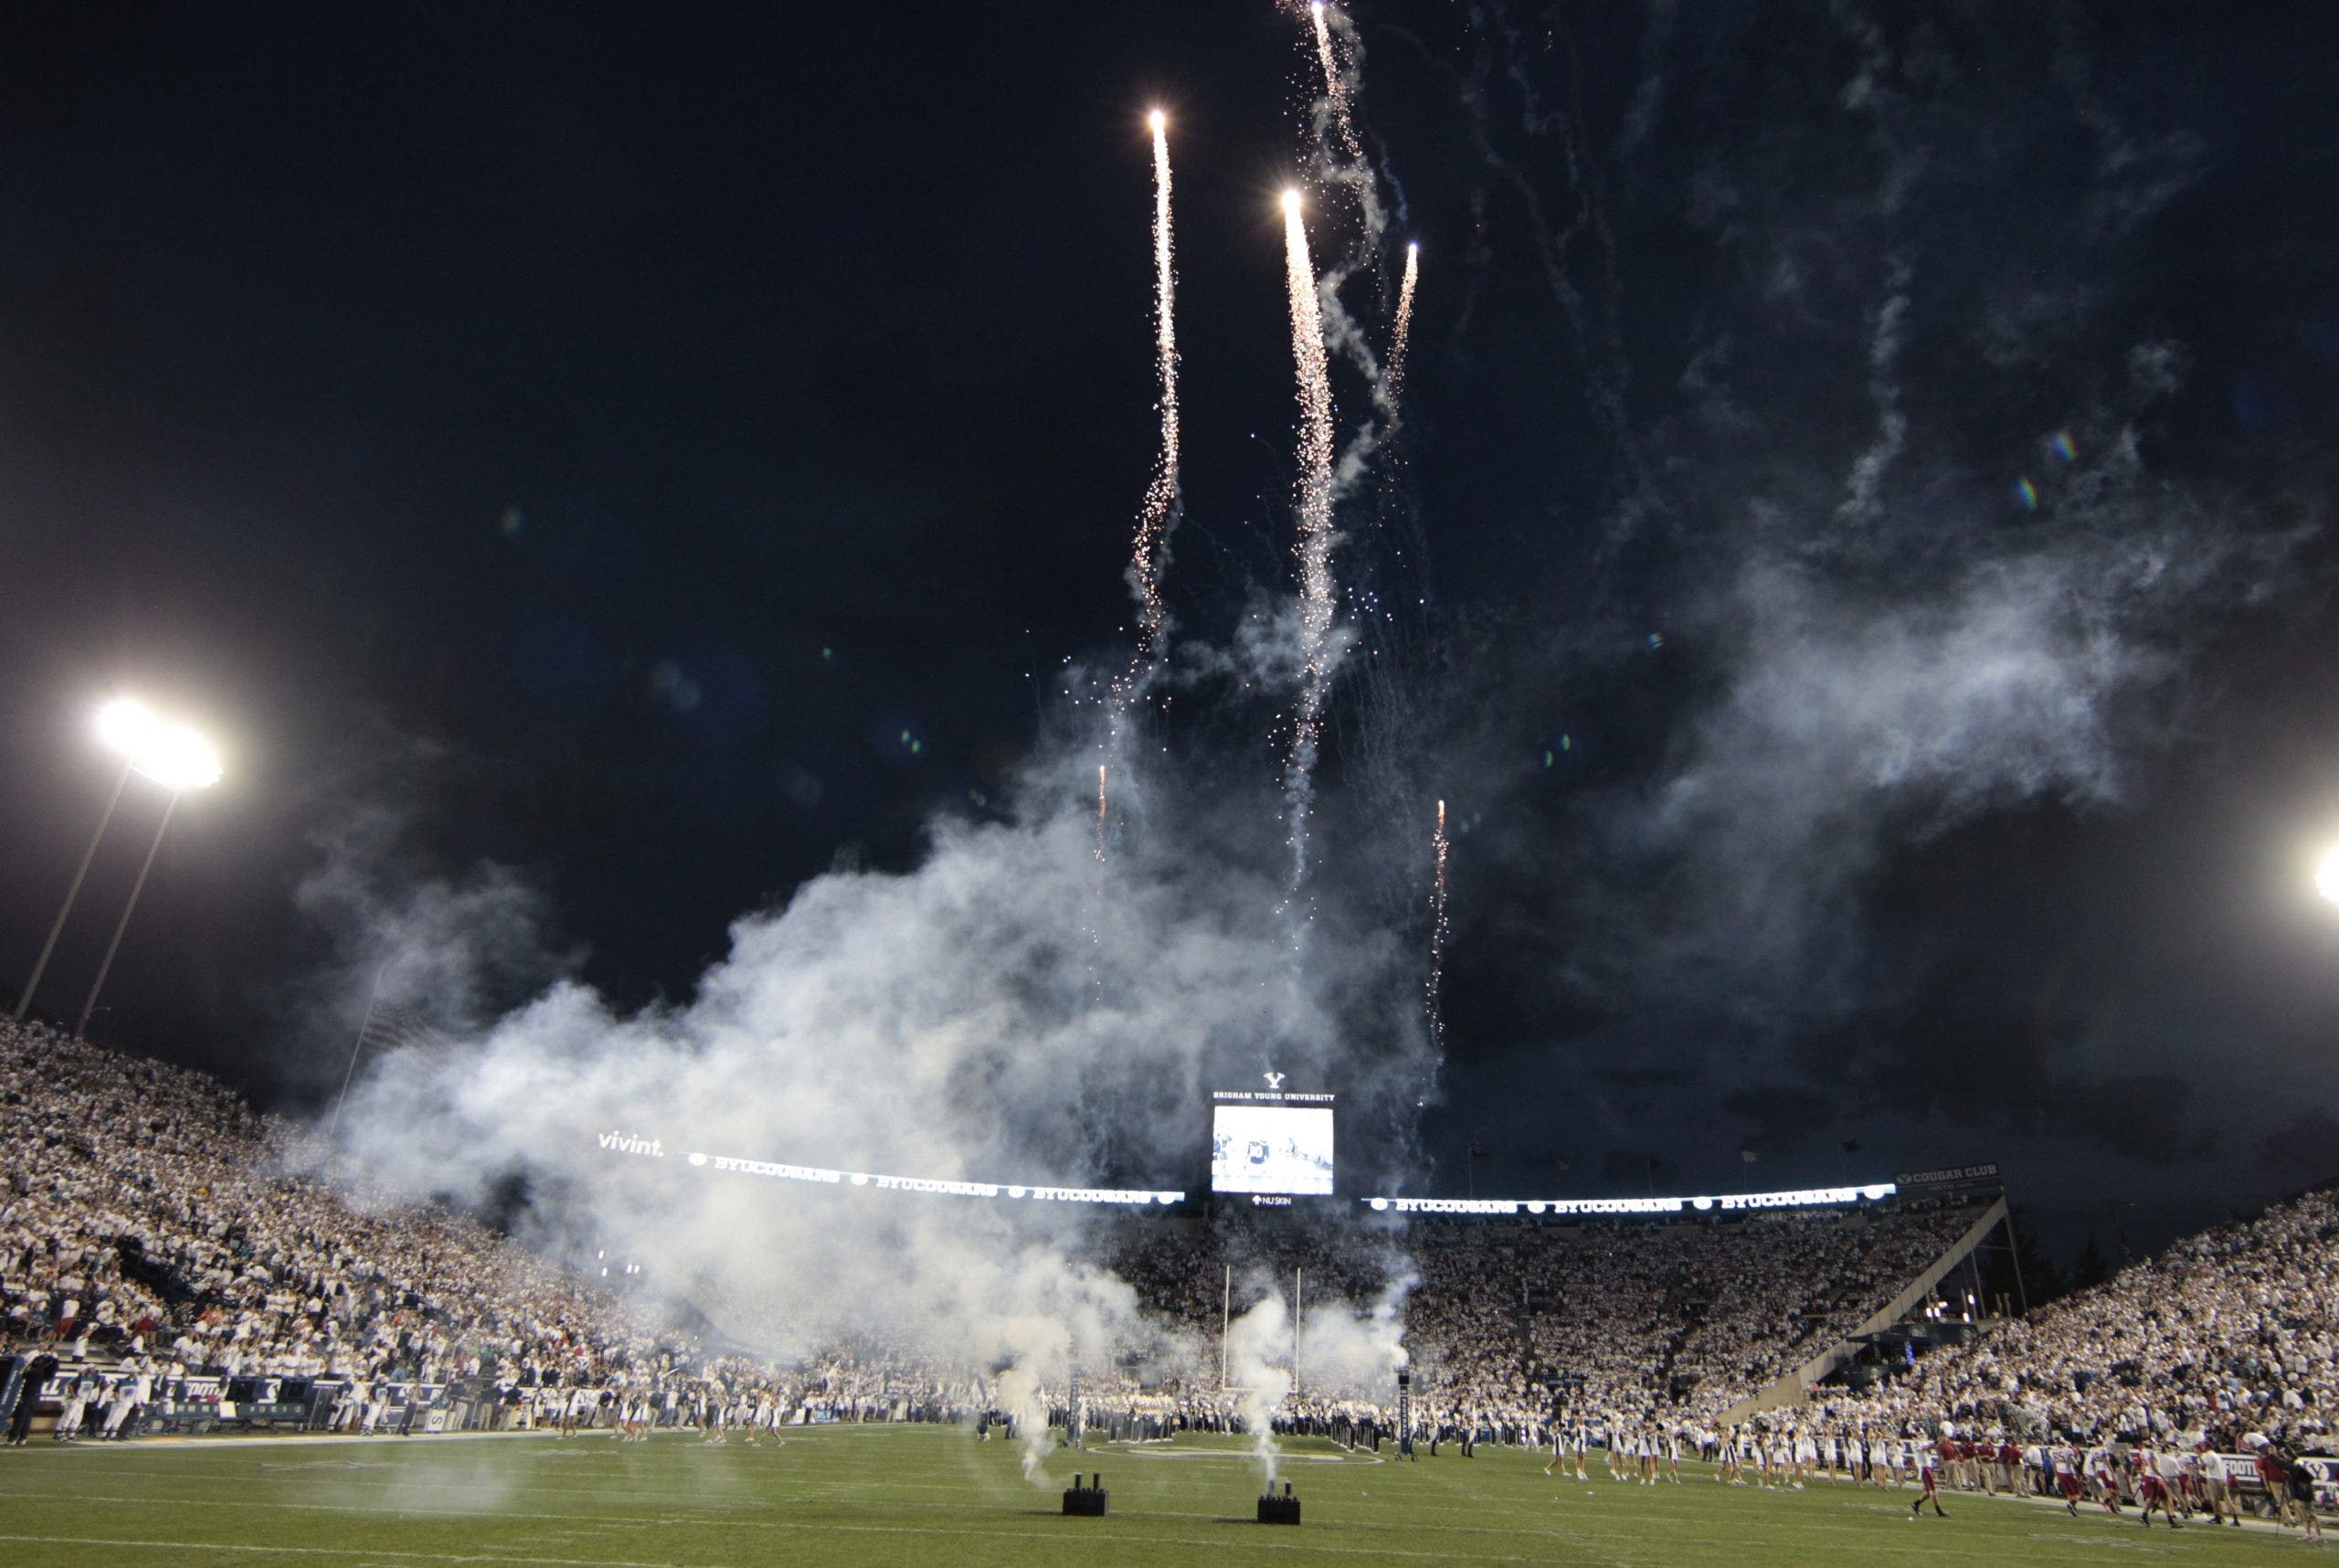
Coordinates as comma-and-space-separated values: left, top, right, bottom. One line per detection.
1281, 190, 1339, 910
1095, 765, 1108, 862
1308, 2, 1364, 168
1102, 111, 1181, 861
1426, 799, 1449, 1055
1118, 111, 1181, 701
1385, 242, 1419, 419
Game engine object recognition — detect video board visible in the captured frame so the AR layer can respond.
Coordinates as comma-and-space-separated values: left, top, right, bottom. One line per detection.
1209, 1086, 1335, 1196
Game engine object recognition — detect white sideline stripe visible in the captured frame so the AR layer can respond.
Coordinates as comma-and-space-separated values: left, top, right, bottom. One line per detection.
0, 1514, 2207, 1568
0, 1536, 690, 1568
60, 1423, 912, 1452
0, 1485, 2240, 1564
1106, 1446, 1384, 1465
54, 1428, 593, 1450
0, 1488, 730, 1530
0, 1525, 1541, 1565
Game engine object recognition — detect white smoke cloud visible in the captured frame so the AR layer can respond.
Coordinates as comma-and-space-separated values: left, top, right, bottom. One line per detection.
1222, 1277, 1405, 1488
323, 722, 1430, 1401
1224, 1293, 1296, 1486
1574, 391, 2307, 1024
284, 787, 577, 1078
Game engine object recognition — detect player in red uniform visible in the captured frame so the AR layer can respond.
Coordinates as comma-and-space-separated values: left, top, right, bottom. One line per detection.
1910, 1436, 1950, 1519
2135, 1446, 2184, 1529
2054, 1444, 2085, 1515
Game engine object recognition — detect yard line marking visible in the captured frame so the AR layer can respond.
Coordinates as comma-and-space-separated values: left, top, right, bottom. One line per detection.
0, 1535, 704, 1568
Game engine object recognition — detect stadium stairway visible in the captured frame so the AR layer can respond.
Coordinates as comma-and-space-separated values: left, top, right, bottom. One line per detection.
1718, 1196, 2009, 1424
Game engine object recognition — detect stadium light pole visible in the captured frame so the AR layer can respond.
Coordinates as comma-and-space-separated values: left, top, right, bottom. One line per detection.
15, 757, 134, 1022
17, 698, 182, 1022
326, 960, 387, 1140
70, 711, 222, 1040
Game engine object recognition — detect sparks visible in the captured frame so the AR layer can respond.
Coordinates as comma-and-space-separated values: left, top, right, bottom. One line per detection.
1307, 1, 1362, 167
1096, 764, 1109, 861
1386, 241, 1419, 419
1427, 799, 1449, 1055
1113, 107, 1182, 733
1280, 189, 1339, 910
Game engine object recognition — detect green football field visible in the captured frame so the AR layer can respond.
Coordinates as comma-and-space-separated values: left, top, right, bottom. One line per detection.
0, 1425, 2311, 1566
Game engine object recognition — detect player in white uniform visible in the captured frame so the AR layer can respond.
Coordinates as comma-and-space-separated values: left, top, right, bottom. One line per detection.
2087, 1443, 2122, 1513
2194, 1442, 2238, 1526
2140, 1446, 2186, 1529
101, 1365, 147, 1440
52, 1373, 90, 1443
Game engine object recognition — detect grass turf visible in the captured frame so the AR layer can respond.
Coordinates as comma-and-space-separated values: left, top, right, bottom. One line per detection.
0, 1425, 2310, 1566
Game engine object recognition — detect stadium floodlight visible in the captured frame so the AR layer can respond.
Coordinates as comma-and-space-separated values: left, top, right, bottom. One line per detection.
2317, 842, 2339, 905
75, 734, 218, 1036
25, 697, 224, 1038
92, 696, 159, 758
131, 723, 223, 791
16, 698, 220, 1022
98, 698, 222, 791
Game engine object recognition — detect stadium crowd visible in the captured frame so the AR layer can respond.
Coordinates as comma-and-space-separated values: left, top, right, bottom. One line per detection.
2, 1012, 2333, 1529
1821, 1184, 2338, 1456
0, 1019, 704, 1428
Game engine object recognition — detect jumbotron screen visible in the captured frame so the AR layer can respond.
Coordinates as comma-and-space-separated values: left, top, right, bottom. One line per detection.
1210, 1086, 1335, 1195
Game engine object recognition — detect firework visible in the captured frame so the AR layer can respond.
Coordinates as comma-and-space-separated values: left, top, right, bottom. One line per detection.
1122, 110, 1181, 694
1281, 191, 1339, 904
1096, 764, 1108, 862
1426, 799, 1449, 1054
1386, 241, 1419, 418
1307, 3, 1363, 168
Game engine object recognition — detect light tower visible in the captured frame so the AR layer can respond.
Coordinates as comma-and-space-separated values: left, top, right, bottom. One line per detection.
15, 697, 221, 1035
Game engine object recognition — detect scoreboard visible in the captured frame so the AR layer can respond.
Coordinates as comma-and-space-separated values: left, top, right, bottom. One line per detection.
1209, 1084, 1335, 1196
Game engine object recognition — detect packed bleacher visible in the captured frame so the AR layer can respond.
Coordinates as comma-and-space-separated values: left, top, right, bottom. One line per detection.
1102, 1202, 1977, 1440
5, 1011, 2332, 1509
1829, 1184, 2339, 1455
0, 1017, 725, 1435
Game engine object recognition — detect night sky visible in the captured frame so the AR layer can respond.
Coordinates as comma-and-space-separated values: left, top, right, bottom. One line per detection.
5, 3, 2338, 1264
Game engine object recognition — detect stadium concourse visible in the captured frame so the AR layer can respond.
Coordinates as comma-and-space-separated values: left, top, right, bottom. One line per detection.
0, 1020, 2333, 1534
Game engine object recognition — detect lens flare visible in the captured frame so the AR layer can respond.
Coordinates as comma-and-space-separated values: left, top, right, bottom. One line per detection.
2317, 842, 2339, 905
